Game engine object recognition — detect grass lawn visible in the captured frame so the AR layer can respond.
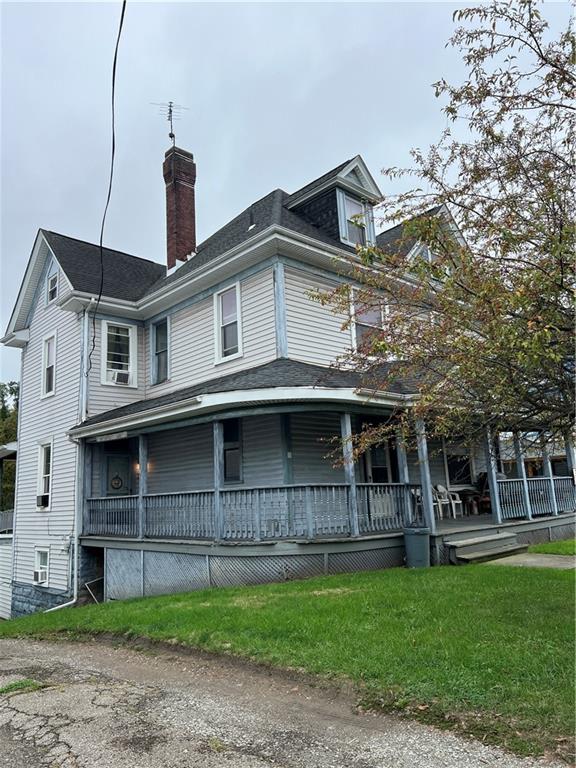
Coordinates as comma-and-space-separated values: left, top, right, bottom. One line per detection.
529, 538, 575, 556
0, 565, 573, 761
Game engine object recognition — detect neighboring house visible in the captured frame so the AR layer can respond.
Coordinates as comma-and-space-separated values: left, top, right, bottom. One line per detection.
2, 148, 575, 616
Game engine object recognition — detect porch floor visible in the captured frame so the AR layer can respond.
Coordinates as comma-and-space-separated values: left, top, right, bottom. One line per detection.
435, 512, 572, 536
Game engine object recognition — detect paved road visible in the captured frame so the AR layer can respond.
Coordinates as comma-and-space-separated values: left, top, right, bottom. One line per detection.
0, 638, 563, 768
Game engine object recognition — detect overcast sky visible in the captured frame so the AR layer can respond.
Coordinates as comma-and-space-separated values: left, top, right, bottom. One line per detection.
0, 1, 570, 381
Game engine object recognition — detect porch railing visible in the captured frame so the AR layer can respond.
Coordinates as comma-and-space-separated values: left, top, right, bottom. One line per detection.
85, 496, 139, 537
145, 491, 215, 539
85, 483, 422, 541
357, 484, 422, 533
497, 476, 576, 519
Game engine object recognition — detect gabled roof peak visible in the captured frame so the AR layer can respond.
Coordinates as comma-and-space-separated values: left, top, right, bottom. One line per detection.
287, 154, 382, 208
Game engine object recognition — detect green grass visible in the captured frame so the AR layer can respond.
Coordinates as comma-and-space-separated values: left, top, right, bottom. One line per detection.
0, 566, 573, 760
529, 538, 575, 556
0, 678, 45, 695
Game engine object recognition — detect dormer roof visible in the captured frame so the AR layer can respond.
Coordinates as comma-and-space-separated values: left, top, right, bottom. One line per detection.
286, 155, 382, 208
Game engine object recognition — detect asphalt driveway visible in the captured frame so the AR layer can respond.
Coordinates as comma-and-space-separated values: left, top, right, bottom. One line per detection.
0, 638, 564, 768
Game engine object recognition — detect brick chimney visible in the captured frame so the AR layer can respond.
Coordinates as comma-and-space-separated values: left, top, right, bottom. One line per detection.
163, 146, 197, 270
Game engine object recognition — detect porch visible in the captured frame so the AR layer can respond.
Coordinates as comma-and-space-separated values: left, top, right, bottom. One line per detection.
80, 410, 576, 543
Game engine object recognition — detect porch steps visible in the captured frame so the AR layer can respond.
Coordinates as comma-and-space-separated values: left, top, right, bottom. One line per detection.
446, 533, 528, 564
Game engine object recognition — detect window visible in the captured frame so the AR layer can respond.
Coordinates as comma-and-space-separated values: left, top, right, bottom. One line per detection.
153, 319, 168, 384
223, 419, 242, 482
354, 304, 385, 348
215, 285, 241, 361
47, 273, 58, 303
37, 443, 52, 509
102, 321, 137, 386
337, 190, 376, 247
42, 334, 56, 396
34, 548, 49, 585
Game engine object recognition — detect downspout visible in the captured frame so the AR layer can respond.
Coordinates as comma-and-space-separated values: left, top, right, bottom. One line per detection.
45, 303, 93, 613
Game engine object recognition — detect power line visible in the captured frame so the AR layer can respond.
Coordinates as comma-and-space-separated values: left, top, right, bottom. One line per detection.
86, 0, 128, 378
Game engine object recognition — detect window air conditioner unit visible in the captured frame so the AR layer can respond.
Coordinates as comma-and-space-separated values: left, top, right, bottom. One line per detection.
36, 494, 49, 509
33, 570, 47, 584
112, 371, 130, 385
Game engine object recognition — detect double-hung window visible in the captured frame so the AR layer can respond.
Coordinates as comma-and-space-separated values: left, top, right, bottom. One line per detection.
42, 334, 56, 396
152, 319, 168, 384
337, 190, 375, 247
34, 548, 49, 585
37, 443, 52, 509
223, 419, 242, 483
102, 321, 137, 386
215, 285, 241, 361
354, 302, 386, 349
47, 273, 58, 303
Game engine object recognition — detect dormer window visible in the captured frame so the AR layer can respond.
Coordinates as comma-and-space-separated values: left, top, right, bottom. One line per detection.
47, 273, 58, 303
336, 190, 375, 248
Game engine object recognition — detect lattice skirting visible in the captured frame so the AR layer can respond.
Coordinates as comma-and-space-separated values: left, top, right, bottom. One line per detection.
104, 545, 404, 601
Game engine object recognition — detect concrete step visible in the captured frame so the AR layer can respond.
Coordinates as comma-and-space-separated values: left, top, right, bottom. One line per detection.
455, 544, 529, 564
446, 532, 518, 556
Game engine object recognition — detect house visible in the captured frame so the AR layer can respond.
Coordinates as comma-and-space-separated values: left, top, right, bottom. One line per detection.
2, 148, 575, 616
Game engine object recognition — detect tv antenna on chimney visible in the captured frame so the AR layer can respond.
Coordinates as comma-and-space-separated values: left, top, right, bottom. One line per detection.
151, 101, 188, 146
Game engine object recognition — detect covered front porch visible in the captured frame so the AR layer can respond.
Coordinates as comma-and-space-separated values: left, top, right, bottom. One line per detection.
80, 408, 576, 544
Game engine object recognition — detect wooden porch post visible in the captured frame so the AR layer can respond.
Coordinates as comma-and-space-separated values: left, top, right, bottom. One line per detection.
483, 427, 503, 524
415, 419, 436, 534
138, 435, 148, 539
540, 433, 558, 516
340, 413, 359, 537
395, 429, 411, 485
213, 421, 224, 540
513, 432, 532, 520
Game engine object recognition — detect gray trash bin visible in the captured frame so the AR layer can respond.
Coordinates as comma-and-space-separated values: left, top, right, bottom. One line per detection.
403, 526, 431, 568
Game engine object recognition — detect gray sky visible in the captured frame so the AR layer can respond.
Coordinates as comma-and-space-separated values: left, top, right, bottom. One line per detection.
1, 1, 570, 381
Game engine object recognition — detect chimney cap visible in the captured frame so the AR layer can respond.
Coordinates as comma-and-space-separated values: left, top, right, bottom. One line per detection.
164, 146, 195, 161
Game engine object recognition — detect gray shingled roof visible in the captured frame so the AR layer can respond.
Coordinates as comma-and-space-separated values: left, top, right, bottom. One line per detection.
43, 231, 165, 302
43, 157, 369, 303
376, 206, 443, 256
75, 358, 419, 431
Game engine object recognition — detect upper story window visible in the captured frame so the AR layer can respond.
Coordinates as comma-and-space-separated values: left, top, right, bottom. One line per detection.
42, 334, 56, 397
337, 189, 376, 248
152, 318, 169, 385
34, 548, 49, 585
37, 443, 52, 509
102, 321, 137, 387
223, 419, 242, 483
354, 301, 386, 349
215, 284, 242, 362
46, 273, 58, 303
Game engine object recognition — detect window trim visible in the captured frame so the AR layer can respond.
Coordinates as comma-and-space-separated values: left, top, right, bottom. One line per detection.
41, 332, 57, 399
46, 272, 58, 304
37, 440, 54, 511
336, 189, 376, 248
151, 316, 170, 386
214, 283, 243, 364
101, 320, 138, 388
34, 547, 50, 586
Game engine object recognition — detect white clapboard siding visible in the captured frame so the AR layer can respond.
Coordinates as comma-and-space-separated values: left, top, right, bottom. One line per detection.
236, 415, 284, 487
284, 267, 351, 365
144, 268, 277, 398
87, 322, 146, 417
0, 537, 13, 619
291, 413, 345, 485
14, 263, 81, 589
